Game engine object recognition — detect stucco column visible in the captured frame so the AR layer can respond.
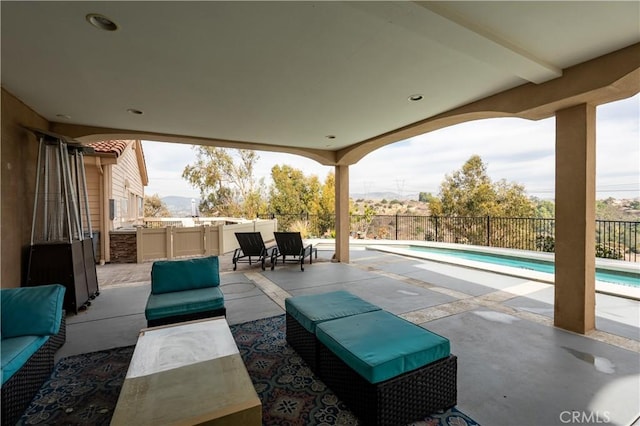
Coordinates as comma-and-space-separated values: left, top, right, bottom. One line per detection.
554, 103, 596, 334
334, 165, 350, 263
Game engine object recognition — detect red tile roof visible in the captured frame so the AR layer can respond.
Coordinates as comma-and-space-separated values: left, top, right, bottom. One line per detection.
85, 140, 131, 157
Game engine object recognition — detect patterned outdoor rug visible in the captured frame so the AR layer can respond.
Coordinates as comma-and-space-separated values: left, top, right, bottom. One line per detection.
19, 315, 480, 425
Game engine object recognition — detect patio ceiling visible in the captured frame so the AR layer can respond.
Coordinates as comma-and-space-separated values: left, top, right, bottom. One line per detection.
2, 1, 639, 164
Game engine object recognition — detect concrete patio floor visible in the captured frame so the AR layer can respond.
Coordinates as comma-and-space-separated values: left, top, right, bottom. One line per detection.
58, 249, 640, 426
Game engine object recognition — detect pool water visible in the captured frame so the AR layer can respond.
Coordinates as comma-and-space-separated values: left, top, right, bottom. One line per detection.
409, 246, 640, 288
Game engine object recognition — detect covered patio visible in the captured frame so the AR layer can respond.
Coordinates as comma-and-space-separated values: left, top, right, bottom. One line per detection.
57, 248, 639, 425
1, 2, 639, 425
2, 2, 639, 335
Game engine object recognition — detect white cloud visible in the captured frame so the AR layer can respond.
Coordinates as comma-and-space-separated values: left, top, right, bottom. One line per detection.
142, 142, 200, 198
141, 95, 639, 200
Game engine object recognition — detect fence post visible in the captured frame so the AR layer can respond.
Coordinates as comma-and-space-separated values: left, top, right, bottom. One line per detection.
217, 223, 225, 254
166, 226, 173, 259
396, 214, 399, 240
201, 225, 207, 256
435, 216, 439, 242
136, 227, 143, 264
486, 216, 491, 246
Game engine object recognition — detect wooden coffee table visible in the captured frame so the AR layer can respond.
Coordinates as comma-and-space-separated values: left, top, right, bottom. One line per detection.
111, 318, 261, 425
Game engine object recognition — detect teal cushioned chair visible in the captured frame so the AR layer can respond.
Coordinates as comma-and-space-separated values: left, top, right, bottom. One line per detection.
144, 256, 226, 327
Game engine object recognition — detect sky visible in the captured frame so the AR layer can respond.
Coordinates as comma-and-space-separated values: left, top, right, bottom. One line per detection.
142, 94, 639, 201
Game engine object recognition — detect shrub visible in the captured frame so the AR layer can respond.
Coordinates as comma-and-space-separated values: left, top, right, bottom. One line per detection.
288, 220, 311, 238
595, 243, 624, 260
535, 235, 555, 252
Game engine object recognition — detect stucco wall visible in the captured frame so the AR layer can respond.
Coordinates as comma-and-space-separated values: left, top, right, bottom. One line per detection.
1, 89, 50, 287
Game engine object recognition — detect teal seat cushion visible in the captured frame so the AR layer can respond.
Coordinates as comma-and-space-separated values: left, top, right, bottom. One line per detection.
1, 335, 49, 385
1, 284, 66, 338
285, 290, 381, 333
151, 256, 220, 294
316, 310, 450, 384
145, 287, 225, 321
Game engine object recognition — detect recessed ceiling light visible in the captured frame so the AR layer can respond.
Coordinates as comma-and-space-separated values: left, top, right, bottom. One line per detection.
55, 114, 71, 120
127, 108, 143, 115
408, 94, 424, 101
86, 14, 118, 31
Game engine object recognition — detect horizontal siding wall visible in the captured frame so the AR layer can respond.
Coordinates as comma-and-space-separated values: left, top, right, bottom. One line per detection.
83, 160, 102, 232
111, 141, 144, 227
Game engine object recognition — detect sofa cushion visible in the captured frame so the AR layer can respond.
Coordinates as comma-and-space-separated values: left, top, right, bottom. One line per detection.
285, 290, 381, 334
151, 256, 220, 294
1, 335, 49, 385
1, 284, 65, 339
145, 287, 225, 321
316, 310, 450, 384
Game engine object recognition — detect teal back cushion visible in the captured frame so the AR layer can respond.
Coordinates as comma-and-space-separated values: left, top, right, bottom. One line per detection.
1, 284, 66, 338
151, 256, 220, 294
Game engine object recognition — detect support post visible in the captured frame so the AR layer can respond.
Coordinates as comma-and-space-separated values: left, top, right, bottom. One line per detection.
554, 103, 596, 334
334, 165, 350, 263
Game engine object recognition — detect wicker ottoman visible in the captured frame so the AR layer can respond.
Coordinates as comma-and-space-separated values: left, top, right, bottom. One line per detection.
285, 290, 381, 371
316, 310, 457, 426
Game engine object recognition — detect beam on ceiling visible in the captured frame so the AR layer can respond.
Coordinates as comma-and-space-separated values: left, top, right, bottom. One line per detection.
415, 2, 562, 83
338, 42, 640, 165
48, 124, 339, 166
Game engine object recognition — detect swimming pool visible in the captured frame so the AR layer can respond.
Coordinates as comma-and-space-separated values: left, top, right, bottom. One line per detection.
405, 245, 639, 288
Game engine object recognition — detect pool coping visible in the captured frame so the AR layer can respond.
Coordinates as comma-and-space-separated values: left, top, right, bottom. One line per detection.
361, 241, 640, 301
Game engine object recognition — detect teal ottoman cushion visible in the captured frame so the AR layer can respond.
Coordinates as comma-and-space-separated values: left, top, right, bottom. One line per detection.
151, 256, 220, 294
316, 310, 450, 384
145, 286, 225, 321
1, 335, 49, 385
285, 290, 381, 333
1, 284, 66, 338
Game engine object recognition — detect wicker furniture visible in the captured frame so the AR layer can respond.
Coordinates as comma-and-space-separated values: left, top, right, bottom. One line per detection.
285, 291, 381, 371
144, 256, 226, 327
1, 285, 66, 426
111, 318, 261, 425
318, 344, 457, 426
315, 310, 457, 426
285, 291, 457, 426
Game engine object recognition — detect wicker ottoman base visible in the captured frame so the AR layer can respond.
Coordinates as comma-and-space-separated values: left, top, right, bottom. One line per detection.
318, 342, 457, 426
147, 307, 226, 328
285, 312, 318, 371
1, 339, 55, 426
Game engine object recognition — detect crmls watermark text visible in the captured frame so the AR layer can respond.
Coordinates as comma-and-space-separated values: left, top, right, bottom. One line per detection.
560, 411, 611, 424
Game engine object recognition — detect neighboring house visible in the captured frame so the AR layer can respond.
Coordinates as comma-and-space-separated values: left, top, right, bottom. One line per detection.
83, 140, 148, 263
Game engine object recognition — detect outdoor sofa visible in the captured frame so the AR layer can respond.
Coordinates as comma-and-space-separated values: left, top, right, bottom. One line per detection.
1, 284, 66, 426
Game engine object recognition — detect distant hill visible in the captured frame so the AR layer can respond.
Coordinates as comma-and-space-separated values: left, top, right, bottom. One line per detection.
160, 194, 638, 219
162, 196, 201, 217
350, 192, 415, 201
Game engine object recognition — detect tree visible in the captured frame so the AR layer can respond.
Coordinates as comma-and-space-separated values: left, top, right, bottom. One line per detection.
430, 155, 534, 246
430, 155, 533, 217
182, 147, 266, 218
144, 194, 171, 217
531, 197, 555, 218
418, 192, 438, 204
267, 165, 339, 236
316, 171, 336, 236
269, 165, 309, 215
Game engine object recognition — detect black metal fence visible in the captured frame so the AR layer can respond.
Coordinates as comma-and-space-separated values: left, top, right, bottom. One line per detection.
260, 213, 639, 262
